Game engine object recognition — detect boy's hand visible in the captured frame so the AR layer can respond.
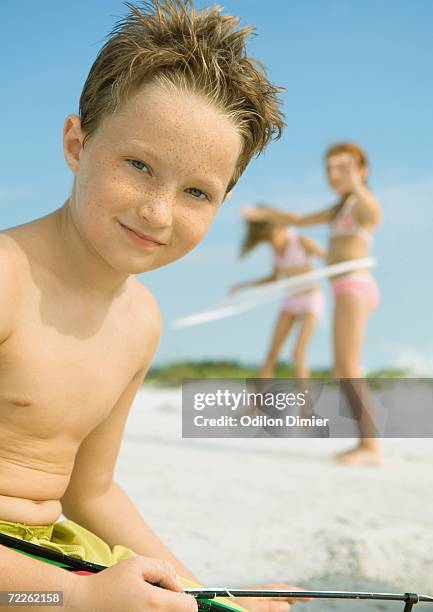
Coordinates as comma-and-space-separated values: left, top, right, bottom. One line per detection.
235, 583, 312, 612
67, 556, 198, 612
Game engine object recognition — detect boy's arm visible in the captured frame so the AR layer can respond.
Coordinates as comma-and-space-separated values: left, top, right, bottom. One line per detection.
61, 367, 198, 581
299, 235, 327, 259
0, 543, 79, 611
60, 290, 198, 581
1, 540, 199, 612
64, 480, 198, 581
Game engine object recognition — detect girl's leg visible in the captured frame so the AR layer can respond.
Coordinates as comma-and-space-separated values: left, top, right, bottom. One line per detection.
258, 311, 295, 377
333, 293, 381, 465
292, 312, 317, 418
292, 312, 316, 379
247, 311, 294, 417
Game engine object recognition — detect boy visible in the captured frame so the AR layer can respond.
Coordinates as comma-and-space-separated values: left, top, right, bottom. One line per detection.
0, 1, 304, 610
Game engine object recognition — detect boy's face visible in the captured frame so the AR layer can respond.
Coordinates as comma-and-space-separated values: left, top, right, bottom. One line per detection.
63, 82, 242, 274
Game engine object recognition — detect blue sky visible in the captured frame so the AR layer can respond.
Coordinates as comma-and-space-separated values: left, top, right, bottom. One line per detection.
1, 1, 432, 372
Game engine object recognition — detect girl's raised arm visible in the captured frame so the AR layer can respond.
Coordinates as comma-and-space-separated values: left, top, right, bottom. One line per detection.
295, 203, 340, 226
352, 183, 383, 227
242, 204, 339, 227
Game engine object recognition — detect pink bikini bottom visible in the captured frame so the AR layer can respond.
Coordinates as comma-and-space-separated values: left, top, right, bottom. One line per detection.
332, 271, 380, 311
280, 289, 325, 319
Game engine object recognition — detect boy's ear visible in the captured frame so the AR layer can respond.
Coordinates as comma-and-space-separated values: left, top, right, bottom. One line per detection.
63, 115, 84, 175
224, 190, 233, 202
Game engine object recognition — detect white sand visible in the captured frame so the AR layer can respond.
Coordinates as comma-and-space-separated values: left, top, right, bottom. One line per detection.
113, 387, 433, 605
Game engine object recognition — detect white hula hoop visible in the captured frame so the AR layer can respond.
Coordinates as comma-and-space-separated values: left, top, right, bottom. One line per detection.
172, 257, 376, 329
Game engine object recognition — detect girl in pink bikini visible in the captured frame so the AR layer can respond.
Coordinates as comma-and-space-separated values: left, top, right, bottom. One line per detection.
244, 143, 383, 466
230, 217, 327, 379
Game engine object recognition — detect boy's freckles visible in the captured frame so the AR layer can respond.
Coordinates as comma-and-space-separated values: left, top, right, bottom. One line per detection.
71, 82, 242, 273
109, 84, 241, 188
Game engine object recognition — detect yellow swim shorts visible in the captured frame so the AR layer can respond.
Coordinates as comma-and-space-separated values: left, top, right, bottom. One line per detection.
0, 518, 246, 610
0, 518, 136, 566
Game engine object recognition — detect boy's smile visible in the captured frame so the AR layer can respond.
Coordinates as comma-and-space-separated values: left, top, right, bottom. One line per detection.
118, 221, 167, 249
62, 81, 242, 284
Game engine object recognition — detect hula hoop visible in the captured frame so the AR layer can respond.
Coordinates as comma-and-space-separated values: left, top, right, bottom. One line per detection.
172, 257, 376, 329
222, 256, 376, 305
172, 296, 267, 327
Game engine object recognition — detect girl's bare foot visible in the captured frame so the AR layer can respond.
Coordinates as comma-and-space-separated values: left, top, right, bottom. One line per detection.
336, 445, 382, 467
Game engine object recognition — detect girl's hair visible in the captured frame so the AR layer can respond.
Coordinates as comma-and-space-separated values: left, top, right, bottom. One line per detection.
240, 219, 276, 257
325, 142, 368, 168
79, 0, 285, 190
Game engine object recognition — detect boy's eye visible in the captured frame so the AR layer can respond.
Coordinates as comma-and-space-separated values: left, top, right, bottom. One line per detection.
129, 159, 150, 173
186, 187, 208, 201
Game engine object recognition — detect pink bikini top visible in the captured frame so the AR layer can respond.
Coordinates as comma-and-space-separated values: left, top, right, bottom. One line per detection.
330, 194, 372, 244
273, 227, 309, 269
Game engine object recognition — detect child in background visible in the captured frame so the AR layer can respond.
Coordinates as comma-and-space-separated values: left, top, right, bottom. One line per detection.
244, 143, 383, 466
231, 216, 326, 380
0, 1, 309, 610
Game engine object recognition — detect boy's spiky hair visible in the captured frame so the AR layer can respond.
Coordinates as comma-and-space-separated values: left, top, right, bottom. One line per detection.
79, 0, 285, 190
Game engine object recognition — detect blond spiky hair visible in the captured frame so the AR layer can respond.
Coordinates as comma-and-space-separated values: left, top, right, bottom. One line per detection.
79, 0, 285, 190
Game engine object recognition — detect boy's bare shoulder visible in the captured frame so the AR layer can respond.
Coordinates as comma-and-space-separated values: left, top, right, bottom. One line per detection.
128, 277, 161, 324
0, 231, 25, 259
0, 233, 26, 343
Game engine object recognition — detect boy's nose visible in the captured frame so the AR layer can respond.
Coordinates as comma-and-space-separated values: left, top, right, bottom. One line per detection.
137, 194, 174, 229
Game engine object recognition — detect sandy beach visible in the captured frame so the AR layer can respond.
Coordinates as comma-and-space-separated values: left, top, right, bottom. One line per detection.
107, 387, 433, 610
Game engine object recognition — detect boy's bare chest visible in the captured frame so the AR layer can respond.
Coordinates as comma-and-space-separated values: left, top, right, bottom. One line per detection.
0, 288, 141, 445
